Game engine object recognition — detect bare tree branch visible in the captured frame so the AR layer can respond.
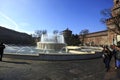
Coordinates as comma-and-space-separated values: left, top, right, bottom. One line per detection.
101, 8, 120, 34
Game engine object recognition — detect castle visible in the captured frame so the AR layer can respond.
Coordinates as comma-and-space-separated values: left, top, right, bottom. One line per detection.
82, 0, 120, 46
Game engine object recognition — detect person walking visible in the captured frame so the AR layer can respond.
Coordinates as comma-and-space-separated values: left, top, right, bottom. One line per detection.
102, 46, 112, 72
111, 45, 117, 69
0, 42, 5, 61
115, 45, 120, 69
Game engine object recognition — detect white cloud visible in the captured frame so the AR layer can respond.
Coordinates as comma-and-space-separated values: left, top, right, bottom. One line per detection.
19, 22, 30, 27
0, 12, 33, 34
0, 12, 19, 30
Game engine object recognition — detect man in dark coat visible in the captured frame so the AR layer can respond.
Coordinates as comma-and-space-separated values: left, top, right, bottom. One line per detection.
0, 42, 5, 61
102, 46, 112, 72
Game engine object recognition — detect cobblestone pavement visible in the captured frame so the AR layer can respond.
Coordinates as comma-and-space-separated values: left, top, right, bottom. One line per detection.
0, 57, 120, 80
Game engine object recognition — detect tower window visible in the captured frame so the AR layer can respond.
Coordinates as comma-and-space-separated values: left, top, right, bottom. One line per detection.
116, 0, 119, 4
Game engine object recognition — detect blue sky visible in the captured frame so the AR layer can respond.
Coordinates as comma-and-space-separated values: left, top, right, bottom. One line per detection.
0, 0, 113, 34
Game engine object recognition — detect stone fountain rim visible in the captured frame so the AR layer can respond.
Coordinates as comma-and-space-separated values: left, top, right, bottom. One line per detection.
37, 42, 66, 44
4, 52, 102, 61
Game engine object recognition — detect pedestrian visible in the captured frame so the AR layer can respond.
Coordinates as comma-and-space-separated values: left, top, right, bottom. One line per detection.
115, 45, 120, 69
102, 46, 112, 72
0, 42, 5, 61
111, 44, 117, 69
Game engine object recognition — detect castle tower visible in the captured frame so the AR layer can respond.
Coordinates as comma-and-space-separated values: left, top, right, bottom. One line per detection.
106, 0, 120, 27
113, 0, 120, 4
112, 0, 120, 17
106, 0, 120, 45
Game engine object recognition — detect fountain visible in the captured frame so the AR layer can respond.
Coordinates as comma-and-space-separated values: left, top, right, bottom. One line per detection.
4, 45, 103, 60
4, 35, 103, 60
37, 34, 66, 51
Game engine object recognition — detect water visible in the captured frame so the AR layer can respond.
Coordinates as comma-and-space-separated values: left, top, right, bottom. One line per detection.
4, 44, 103, 55
42, 45, 49, 53
4, 45, 66, 54
40, 34, 65, 43
15, 47, 35, 54
58, 47, 67, 53
4, 45, 39, 55
37, 34, 66, 51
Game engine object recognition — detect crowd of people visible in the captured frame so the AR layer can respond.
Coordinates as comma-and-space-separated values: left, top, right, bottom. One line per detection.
102, 44, 120, 72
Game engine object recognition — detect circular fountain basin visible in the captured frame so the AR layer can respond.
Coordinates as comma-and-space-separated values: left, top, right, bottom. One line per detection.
4, 45, 102, 61
37, 42, 66, 51
4, 52, 102, 60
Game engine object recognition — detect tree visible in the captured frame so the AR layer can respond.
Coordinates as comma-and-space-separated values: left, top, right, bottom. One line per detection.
42, 30, 47, 35
101, 8, 120, 34
100, 9, 112, 23
53, 30, 59, 35
79, 29, 89, 45
34, 30, 47, 37
71, 34, 81, 46
33, 30, 47, 42
35, 30, 43, 37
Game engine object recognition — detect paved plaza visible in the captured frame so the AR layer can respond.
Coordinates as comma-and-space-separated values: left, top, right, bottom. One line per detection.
0, 57, 120, 80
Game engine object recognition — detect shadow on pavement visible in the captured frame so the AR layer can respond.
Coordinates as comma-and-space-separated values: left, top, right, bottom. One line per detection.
1, 61, 30, 65
116, 69, 120, 79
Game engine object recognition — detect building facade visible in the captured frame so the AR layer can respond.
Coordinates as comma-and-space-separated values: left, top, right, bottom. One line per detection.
106, 0, 120, 45
84, 30, 108, 46
82, 0, 120, 46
